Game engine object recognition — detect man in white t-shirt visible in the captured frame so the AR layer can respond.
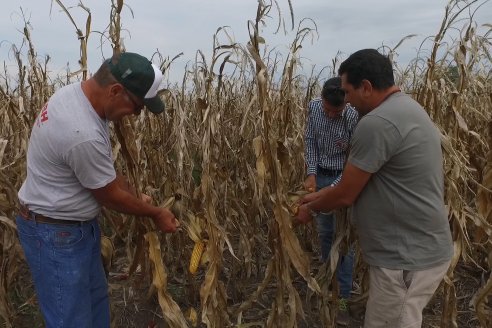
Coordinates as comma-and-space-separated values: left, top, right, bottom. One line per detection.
16, 52, 178, 328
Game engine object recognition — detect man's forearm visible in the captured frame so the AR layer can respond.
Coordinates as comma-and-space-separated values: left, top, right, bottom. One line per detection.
300, 162, 371, 220
307, 185, 352, 213
91, 179, 158, 218
306, 163, 317, 176
105, 190, 160, 219
115, 174, 137, 196
103, 187, 158, 216
305, 141, 318, 175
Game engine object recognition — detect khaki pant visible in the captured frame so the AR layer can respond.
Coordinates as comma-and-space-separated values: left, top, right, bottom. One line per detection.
364, 260, 450, 328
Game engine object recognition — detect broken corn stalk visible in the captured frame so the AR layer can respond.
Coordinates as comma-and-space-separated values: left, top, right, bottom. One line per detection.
189, 240, 204, 274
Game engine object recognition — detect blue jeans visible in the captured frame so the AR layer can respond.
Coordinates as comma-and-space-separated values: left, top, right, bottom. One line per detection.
315, 173, 354, 299
16, 215, 109, 328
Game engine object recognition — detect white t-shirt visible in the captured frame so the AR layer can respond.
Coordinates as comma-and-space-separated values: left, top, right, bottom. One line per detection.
18, 82, 116, 221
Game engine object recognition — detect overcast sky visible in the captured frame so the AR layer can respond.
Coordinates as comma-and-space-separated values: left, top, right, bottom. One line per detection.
1, 0, 491, 84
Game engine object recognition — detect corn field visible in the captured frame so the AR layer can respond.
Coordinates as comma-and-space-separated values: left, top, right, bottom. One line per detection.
1, 0, 491, 327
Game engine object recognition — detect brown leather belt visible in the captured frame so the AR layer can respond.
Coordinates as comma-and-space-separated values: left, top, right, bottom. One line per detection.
19, 204, 84, 225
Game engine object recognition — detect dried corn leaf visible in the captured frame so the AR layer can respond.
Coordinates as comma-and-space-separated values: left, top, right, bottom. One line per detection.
144, 231, 188, 327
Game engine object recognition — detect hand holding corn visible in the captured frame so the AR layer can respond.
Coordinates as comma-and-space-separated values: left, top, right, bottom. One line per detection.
152, 208, 180, 233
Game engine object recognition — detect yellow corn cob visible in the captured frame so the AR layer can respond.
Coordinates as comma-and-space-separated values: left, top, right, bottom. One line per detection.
100, 235, 114, 277
185, 307, 198, 327
290, 204, 299, 216
189, 240, 204, 274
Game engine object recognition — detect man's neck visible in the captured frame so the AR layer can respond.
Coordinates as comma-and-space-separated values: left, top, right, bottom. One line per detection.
81, 79, 106, 119
369, 86, 401, 110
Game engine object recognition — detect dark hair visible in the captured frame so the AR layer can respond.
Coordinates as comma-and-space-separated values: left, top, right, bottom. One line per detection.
93, 57, 118, 87
321, 77, 345, 106
338, 49, 395, 90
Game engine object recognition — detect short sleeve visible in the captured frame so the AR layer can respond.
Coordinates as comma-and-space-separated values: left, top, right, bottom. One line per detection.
348, 115, 402, 173
64, 139, 116, 189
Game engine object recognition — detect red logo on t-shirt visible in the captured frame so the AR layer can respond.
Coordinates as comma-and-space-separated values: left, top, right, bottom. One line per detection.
40, 103, 48, 122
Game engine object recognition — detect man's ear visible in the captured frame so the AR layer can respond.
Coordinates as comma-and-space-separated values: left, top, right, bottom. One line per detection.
361, 79, 373, 97
108, 83, 124, 97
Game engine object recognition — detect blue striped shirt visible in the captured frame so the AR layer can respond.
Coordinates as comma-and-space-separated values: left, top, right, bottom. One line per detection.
305, 98, 359, 180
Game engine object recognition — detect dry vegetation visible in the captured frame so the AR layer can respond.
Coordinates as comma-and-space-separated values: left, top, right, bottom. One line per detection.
1, 0, 491, 327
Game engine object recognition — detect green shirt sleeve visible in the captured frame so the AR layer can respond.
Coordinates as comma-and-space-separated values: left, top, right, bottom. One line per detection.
348, 115, 402, 173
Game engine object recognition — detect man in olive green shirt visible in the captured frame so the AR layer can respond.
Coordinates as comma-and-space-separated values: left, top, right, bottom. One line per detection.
296, 49, 452, 327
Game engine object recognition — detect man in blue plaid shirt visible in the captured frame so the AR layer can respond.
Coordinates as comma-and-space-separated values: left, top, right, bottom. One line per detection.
304, 77, 358, 325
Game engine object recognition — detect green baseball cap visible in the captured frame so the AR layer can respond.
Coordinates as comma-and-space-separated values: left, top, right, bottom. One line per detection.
107, 52, 165, 114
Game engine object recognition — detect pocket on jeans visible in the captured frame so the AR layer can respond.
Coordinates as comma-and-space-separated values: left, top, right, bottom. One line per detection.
51, 225, 84, 248
15, 215, 38, 238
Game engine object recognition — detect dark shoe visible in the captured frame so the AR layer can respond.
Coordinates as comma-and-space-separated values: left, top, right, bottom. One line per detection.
336, 298, 350, 326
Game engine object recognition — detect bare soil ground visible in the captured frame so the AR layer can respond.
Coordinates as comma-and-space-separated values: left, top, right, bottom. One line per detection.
6, 249, 485, 328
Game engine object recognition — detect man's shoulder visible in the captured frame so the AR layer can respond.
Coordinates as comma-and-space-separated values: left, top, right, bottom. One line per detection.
308, 98, 323, 114
49, 83, 84, 116
52, 82, 81, 98
357, 113, 396, 131
48, 85, 107, 149
345, 105, 358, 119
308, 97, 322, 107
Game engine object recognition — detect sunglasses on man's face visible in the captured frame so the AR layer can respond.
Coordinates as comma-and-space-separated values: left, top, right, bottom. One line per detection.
122, 88, 144, 113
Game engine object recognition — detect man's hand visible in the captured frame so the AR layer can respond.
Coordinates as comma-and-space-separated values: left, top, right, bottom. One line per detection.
296, 204, 314, 224
299, 190, 321, 205
303, 175, 316, 193
152, 208, 180, 233
141, 193, 152, 204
